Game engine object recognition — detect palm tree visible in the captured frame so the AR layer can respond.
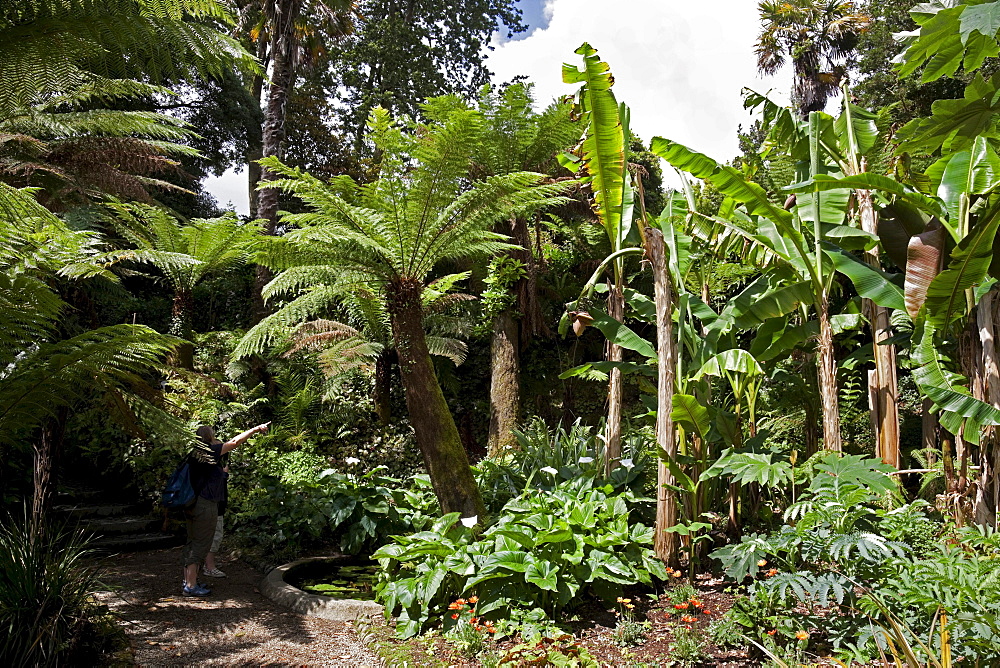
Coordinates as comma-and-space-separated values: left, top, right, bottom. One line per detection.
756, 0, 870, 117
230, 0, 356, 321
471, 83, 580, 455
238, 102, 573, 517
101, 203, 262, 368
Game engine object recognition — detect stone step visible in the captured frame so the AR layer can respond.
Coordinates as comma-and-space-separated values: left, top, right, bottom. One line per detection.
90, 531, 184, 554
54, 502, 150, 522
80, 515, 161, 536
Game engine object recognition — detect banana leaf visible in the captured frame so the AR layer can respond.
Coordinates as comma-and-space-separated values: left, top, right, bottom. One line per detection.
877, 201, 932, 270
784, 173, 948, 222
671, 394, 712, 441
588, 309, 657, 359
826, 248, 906, 311
720, 270, 815, 330
905, 220, 947, 318
925, 202, 1000, 328
933, 136, 1000, 224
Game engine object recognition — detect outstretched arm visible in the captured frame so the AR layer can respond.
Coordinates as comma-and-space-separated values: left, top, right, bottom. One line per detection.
221, 422, 269, 454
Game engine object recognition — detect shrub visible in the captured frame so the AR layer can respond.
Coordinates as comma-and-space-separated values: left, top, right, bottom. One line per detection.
0, 514, 103, 666
374, 477, 665, 637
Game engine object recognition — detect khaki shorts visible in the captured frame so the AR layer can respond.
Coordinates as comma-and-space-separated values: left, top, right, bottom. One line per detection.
181, 496, 218, 566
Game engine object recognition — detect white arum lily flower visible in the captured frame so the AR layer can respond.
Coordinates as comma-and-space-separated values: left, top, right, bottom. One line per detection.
540, 466, 558, 475
578, 457, 594, 464
345, 457, 360, 465
620, 458, 634, 469
460, 515, 478, 527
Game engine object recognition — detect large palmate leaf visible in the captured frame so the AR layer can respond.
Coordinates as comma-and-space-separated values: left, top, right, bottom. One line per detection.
925, 202, 1000, 328
911, 316, 1000, 445
905, 221, 947, 318
895, 72, 1000, 154
898, 2, 1000, 82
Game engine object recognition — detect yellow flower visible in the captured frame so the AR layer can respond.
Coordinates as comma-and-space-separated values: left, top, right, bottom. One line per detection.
795, 630, 809, 640
757, 559, 767, 567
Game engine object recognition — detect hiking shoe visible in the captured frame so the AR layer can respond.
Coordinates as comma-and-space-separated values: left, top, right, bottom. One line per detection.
182, 583, 211, 597
202, 567, 227, 578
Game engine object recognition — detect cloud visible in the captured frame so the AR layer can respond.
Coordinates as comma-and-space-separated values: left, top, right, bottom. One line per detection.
487, 0, 796, 178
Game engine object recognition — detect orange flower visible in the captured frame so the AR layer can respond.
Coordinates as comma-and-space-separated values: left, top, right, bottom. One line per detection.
766, 568, 778, 577
487, 627, 496, 634
701, 609, 712, 615
451, 613, 459, 619
448, 602, 463, 610
673, 603, 689, 610
795, 630, 809, 640
665, 567, 674, 574
468, 596, 479, 604
681, 615, 696, 623
766, 629, 777, 636
471, 617, 479, 624
455, 598, 466, 605
758, 559, 768, 567
689, 599, 702, 608
469, 609, 476, 616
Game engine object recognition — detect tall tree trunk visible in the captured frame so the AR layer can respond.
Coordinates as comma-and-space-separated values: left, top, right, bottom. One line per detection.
603, 276, 624, 474
32, 407, 69, 537
922, 397, 938, 462
858, 189, 900, 467
648, 229, 679, 567
247, 36, 268, 219
388, 279, 485, 519
373, 349, 394, 425
816, 293, 842, 451
975, 290, 1000, 527
488, 310, 520, 456
253, 0, 301, 324
169, 288, 195, 370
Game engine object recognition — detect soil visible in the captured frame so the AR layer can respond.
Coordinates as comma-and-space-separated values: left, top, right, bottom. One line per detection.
92, 546, 382, 666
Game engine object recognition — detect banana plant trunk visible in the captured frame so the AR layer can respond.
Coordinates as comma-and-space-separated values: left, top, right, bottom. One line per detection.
388, 280, 485, 519
647, 229, 679, 566
604, 276, 624, 475
488, 310, 520, 456
858, 189, 900, 467
253, 0, 301, 324
816, 293, 842, 451
976, 290, 1000, 527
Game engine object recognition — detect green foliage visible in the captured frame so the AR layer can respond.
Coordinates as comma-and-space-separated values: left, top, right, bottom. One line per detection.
234, 467, 438, 562
479, 255, 526, 327
499, 631, 598, 668
668, 624, 707, 667
374, 478, 664, 638
0, 512, 103, 666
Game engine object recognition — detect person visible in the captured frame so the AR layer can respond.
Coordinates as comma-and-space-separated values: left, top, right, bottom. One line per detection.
202, 451, 229, 578
182, 422, 269, 597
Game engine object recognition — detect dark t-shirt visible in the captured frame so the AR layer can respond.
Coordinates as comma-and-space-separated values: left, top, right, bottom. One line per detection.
190, 440, 227, 503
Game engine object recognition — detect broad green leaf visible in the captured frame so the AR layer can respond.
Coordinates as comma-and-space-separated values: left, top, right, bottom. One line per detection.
697, 349, 764, 379
826, 249, 906, 311
722, 271, 815, 329
877, 201, 932, 270
785, 173, 948, 221
936, 136, 1000, 224
896, 72, 1000, 154
670, 394, 712, 440
589, 309, 657, 359
524, 560, 559, 592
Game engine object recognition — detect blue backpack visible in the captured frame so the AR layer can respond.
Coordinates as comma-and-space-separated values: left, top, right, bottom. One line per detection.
162, 456, 196, 509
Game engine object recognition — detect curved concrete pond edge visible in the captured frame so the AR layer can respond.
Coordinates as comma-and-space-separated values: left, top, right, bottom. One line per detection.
260, 556, 383, 621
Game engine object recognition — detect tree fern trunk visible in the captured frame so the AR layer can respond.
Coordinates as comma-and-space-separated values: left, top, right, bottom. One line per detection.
388, 279, 485, 519
32, 407, 68, 538
169, 288, 194, 369
488, 310, 519, 457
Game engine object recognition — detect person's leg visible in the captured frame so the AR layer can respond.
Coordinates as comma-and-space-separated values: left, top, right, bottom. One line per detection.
204, 515, 225, 576
182, 497, 218, 593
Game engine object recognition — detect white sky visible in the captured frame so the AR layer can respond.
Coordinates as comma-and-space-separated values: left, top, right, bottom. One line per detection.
204, 0, 798, 215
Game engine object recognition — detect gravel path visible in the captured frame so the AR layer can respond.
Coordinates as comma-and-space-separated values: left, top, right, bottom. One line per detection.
95, 546, 383, 667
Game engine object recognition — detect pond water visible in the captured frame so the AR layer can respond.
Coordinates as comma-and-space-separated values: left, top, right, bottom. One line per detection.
287, 562, 379, 601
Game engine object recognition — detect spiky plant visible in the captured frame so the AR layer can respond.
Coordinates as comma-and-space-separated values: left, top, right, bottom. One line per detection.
101, 202, 262, 367
239, 100, 574, 517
